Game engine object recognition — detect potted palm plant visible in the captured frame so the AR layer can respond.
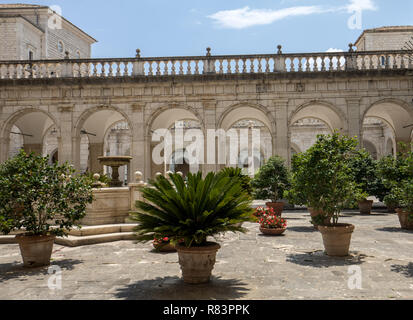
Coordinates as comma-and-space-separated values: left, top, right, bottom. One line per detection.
0, 151, 93, 268
290, 132, 359, 256
251, 156, 290, 216
131, 172, 253, 284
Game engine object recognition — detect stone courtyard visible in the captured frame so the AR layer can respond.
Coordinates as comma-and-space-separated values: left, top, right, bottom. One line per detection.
1, 210, 412, 300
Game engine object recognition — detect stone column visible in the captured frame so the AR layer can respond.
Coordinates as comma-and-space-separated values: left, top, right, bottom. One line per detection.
0, 137, 10, 163
203, 100, 217, 175
347, 98, 362, 146
274, 99, 290, 164
130, 103, 147, 181
57, 105, 74, 166
89, 143, 104, 174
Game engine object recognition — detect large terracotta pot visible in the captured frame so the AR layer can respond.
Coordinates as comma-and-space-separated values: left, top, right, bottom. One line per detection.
308, 208, 331, 228
16, 234, 56, 268
396, 209, 413, 230
260, 227, 286, 236
175, 242, 221, 284
358, 200, 374, 215
265, 202, 285, 217
318, 224, 355, 257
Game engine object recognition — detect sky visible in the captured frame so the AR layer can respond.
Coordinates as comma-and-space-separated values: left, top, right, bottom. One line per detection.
2, 0, 413, 58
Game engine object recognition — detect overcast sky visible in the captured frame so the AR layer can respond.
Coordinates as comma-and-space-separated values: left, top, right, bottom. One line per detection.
4, 0, 413, 57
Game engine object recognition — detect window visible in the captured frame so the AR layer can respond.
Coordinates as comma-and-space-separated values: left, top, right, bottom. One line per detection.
76, 51, 81, 59
57, 41, 64, 53
28, 50, 33, 60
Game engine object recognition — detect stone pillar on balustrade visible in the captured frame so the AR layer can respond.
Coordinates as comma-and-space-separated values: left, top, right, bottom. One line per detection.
129, 171, 147, 212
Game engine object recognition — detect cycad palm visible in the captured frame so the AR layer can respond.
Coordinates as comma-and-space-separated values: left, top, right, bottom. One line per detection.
131, 172, 254, 247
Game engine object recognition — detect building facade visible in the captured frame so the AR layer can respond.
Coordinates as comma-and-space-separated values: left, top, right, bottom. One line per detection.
1, 5, 412, 183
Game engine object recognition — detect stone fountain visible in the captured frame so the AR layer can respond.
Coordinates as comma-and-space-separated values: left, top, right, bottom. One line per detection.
98, 156, 133, 188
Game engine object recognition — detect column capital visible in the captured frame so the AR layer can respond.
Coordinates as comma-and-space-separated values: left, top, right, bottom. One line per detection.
346, 97, 362, 105
58, 104, 74, 113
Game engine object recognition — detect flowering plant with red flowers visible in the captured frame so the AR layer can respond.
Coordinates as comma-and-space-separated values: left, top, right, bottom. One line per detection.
259, 213, 287, 229
254, 207, 276, 219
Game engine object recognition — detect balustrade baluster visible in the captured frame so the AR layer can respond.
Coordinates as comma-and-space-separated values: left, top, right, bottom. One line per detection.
305, 58, 310, 72
265, 58, 270, 73
321, 57, 326, 71
235, 59, 240, 74
313, 56, 318, 71
298, 58, 303, 72
187, 61, 192, 75
258, 59, 263, 73
242, 59, 247, 73
124, 62, 129, 76
227, 59, 232, 74
178, 60, 185, 75
195, 61, 200, 75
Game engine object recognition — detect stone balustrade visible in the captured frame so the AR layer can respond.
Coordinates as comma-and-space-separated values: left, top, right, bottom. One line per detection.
0, 49, 412, 80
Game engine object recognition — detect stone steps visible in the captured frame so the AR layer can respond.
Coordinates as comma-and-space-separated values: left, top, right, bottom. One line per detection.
0, 224, 139, 247
55, 232, 136, 247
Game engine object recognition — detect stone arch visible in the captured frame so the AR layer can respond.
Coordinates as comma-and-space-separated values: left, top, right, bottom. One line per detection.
74, 105, 133, 141
73, 105, 133, 175
289, 100, 346, 131
363, 139, 378, 160
291, 142, 301, 155
146, 104, 205, 136
362, 98, 413, 144
1, 107, 60, 161
218, 103, 275, 136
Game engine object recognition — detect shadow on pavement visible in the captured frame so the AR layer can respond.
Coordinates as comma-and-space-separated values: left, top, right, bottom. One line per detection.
114, 276, 250, 300
0, 259, 82, 282
391, 263, 413, 278
286, 251, 367, 268
376, 227, 413, 234
287, 226, 318, 233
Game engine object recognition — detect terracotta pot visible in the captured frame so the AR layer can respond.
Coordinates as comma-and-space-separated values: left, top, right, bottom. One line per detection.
175, 242, 221, 284
153, 243, 177, 253
386, 205, 397, 214
396, 209, 413, 230
260, 227, 286, 236
308, 208, 331, 228
358, 200, 374, 215
16, 234, 56, 268
318, 224, 355, 257
265, 202, 285, 217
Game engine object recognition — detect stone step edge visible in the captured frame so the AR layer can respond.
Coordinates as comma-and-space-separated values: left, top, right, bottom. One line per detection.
0, 232, 137, 247
55, 232, 137, 247
69, 224, 138, 236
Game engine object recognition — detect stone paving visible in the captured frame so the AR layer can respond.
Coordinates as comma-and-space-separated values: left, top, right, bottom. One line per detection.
0, 210, 412, 300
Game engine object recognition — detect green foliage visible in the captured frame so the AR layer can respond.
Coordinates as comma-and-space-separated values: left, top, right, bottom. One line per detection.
288, 132, 359, 225
130, 172, 254, 247
376, 144, 413, 206
220, 167, 253, 196
348, 149, 386, 201
0, 151, 94, 237
390, 179, 413, 214
251, 156, 290, 202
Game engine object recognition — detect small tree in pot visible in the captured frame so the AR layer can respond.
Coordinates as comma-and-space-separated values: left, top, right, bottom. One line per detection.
0, 151, 93, 268
290, 132, 359, 256
394, 179, 413, 230
251, 156, 290, 216
131, 172, 253, 284
348, 149, 384, 214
